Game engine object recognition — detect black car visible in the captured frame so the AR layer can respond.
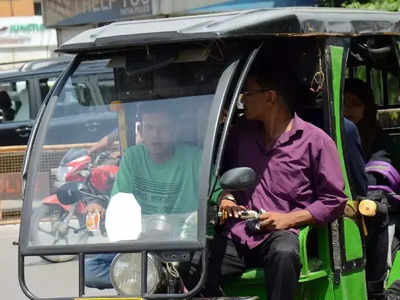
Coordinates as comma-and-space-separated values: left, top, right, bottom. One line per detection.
0, 57, 117, 146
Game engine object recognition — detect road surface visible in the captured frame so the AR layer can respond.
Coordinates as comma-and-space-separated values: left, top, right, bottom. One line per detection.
0, 224, 114, 299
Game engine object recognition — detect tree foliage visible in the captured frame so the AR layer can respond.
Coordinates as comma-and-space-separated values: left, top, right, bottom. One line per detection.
342, 0, 400, 11
319, 0, 400, 11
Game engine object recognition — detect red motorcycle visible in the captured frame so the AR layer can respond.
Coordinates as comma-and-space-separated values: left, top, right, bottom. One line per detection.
30, 148, 119, 263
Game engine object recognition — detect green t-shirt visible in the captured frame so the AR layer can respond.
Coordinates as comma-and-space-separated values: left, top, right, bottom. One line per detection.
111, 143, 201, 215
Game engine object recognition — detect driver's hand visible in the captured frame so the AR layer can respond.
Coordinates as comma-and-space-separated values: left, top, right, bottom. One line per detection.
258, 211, 294, 232
86, 202, 105, 217
219, 199, 245, 224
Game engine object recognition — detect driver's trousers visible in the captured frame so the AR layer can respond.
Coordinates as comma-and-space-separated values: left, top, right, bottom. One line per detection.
183, 230, 301, 300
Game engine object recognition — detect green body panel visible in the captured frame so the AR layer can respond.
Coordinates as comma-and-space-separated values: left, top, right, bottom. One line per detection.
225, 274, 335, 300
387, 251, 400, 288
330, 45, 352, 200
333, 218, 366, 299
298, 277, 335, 300
343, 217, 363, 261
333, 271, 368, 300
224, 270, 266, 300
224, 226, 335, 300
330, 44, 367, 298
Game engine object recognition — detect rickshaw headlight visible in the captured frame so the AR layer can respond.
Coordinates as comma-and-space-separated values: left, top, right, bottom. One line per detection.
110, 253, 162, 296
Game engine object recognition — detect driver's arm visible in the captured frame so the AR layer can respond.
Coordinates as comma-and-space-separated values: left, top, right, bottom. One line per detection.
88, 129, 119, 155
305, 136, 347, 224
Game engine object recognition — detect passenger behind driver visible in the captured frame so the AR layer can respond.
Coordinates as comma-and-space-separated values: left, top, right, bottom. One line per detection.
85, 102, 210, 289
344, 78, 394, 300
344, 78, 393, 167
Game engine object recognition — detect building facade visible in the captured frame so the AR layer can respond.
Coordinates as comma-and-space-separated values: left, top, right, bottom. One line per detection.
41, 0, 316, 46
0, 0, 56, 68
0, 0, 41, 17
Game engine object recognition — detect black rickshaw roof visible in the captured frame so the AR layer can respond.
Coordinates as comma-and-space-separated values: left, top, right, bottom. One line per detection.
58, 7, 400, 54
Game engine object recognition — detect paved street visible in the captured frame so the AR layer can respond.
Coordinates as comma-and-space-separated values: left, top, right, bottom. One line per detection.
0, 224, 114, 300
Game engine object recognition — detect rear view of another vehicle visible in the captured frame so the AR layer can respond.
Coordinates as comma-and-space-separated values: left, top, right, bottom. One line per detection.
0, 58, 116, 147
0, 78, 36, 146
0, 59, 70, 147
44, 60, 117, 145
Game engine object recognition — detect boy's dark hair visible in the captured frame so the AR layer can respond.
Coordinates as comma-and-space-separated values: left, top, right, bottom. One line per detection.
138, 101, 176, 120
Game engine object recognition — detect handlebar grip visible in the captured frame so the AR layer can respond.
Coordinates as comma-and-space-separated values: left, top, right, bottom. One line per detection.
359, 199, 377, 217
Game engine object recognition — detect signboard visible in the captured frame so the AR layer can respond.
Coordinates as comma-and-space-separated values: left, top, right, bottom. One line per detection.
42, 0, 152, 27
0, 173, 22, 200
0, 172, 49, 201
0, 16, 57, 49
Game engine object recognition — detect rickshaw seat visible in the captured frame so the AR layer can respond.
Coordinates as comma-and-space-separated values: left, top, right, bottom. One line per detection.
223, 225, 330, 297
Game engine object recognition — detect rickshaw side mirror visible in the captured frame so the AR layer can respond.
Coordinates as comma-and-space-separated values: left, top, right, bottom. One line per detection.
220, 167, 256, 192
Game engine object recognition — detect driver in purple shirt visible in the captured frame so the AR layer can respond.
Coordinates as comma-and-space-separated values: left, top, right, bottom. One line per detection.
204, 70, 347, 300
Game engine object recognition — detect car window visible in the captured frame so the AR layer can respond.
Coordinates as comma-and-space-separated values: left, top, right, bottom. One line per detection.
98, 79, 114, 105
377, 71, 400, 129
53, 78, 95, 118
39, 77, 57, 102
0, 80, 31, 122
370, 68, 384, 107
352, 66, 385, 106
387, 72, 400, 106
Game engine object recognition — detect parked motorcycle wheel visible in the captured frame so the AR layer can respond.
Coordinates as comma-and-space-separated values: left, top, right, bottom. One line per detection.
31, 204, 89, 263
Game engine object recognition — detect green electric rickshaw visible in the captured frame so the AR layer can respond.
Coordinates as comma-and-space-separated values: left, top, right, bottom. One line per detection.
18, 7, 400, 300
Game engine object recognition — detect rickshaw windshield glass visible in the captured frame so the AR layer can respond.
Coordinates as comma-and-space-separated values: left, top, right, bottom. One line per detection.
26, 53, 228, 248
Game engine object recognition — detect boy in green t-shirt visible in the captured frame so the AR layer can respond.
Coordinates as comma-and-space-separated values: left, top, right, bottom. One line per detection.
85, 102, 205, 288
111, 113, 201, 215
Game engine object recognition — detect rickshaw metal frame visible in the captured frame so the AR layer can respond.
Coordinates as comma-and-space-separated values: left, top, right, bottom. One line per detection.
18, 48, 247, 299
328, 37, 368, 275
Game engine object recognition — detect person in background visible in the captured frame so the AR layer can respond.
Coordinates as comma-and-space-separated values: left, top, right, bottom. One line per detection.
344, 78, 393, 167
343, 117, 368, 199
0, 91, 15, 121
344, 78, 394, 300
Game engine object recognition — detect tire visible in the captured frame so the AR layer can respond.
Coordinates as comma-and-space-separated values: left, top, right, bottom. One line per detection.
30, 204, 89, 263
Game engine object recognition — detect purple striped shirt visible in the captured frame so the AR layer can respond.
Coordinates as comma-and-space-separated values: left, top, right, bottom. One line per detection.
223, 114, 347, 248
